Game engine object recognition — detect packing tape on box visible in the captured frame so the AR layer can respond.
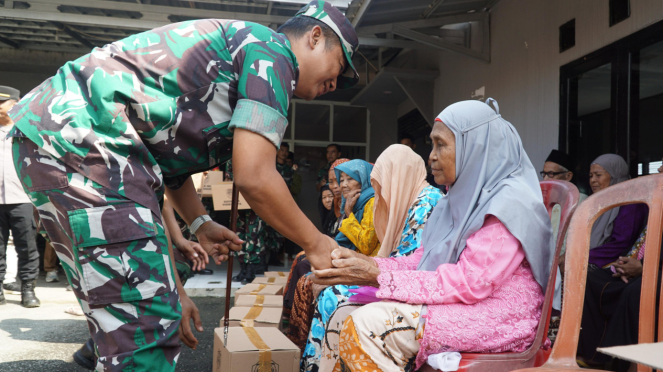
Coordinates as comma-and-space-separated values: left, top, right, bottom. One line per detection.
242, 327, 272, 372
268, 277, 275, 284
254, 295, 265, 306
250, 284, 267, 295
278, 272, 285, 277
239, 306, 263, 328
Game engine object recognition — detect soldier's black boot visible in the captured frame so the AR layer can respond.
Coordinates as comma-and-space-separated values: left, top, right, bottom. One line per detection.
242, 264, 256, 285
73, 338, 96, 370
253, 254, 265, 275
232, 261, 247, 282
21, 280, 40, 308
0, 282, 6, 305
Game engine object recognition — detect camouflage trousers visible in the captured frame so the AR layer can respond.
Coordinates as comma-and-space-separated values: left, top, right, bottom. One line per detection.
264, 225, 284, 254
13, 138, 181, 372
234, 210, 266, 264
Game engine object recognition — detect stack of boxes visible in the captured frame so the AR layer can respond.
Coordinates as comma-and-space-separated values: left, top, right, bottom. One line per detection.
213, 271, 300, 372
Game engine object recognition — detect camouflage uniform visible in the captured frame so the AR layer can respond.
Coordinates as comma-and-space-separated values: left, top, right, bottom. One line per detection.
8, 2, 358, 370
317, 162, 332, 186
224, 159, 266, 265
263, 162, 294, 256
10, 19, 298, 372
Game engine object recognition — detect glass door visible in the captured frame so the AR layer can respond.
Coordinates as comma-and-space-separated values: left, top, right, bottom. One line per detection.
561, 58, 618, 194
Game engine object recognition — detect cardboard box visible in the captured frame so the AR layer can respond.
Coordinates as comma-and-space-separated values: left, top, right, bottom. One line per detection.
200, 171, 226, 197
211, 183, 251, 210
220, 306, 283, 328
252, 276, 288, 286
213, 327, 300, 372
234, 295, 283, 308
235, 284, 283, 301
191, 173, 205, 195
264, 271, 288, 278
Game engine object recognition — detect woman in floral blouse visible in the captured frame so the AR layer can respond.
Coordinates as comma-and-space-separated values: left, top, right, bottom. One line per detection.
302, 145, 442, 371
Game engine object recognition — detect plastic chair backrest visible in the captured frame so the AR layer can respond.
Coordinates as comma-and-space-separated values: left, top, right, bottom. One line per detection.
542, 174, 663, 372
420, 181, 579, 372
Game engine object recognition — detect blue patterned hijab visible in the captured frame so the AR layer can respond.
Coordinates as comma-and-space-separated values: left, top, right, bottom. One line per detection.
334, 160, 375, 249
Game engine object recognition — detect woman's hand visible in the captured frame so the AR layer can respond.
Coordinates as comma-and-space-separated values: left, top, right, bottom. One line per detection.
312, 248, 380, 287
344, 190, 361, 216
612, 256, 643, 283
179, 292, 203, 349
195, 221, 244, 265
174, 238, 209, 272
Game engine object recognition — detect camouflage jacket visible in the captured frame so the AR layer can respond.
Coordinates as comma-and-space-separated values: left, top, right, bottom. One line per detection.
9, 19, 298, 217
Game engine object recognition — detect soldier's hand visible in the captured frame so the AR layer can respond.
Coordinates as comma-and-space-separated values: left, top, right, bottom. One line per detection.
195, 221, 244, 260
179, 293, 203, 350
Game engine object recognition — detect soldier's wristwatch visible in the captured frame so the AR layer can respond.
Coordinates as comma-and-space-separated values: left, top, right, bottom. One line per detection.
189, 214, 212, 235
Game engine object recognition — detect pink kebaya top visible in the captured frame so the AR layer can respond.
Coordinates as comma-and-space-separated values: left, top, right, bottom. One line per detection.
374, 215, 545, 369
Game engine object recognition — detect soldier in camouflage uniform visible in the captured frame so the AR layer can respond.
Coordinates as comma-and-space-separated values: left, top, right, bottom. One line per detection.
224, 159, 266, 282
264, 142, 295, 266
8, 2, 358, 370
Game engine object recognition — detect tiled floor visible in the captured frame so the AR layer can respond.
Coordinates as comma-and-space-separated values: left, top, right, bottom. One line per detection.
183, 257, 291, 298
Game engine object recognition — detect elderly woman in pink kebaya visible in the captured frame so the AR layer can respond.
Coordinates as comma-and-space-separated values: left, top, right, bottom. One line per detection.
312, 99, 554, 372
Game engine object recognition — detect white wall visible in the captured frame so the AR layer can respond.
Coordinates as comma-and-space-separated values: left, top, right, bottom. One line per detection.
433, 0, 663, 173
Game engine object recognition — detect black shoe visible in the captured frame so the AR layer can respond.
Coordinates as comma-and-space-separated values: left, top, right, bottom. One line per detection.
0, 282, 5, 306
73, 338, 96, 370
241, 264, 256, 285
254, 261, 265, 275
21, 280, 40, 308
193, 269, 214, 275
3, 281, 20, 292
232, 261, 246, 282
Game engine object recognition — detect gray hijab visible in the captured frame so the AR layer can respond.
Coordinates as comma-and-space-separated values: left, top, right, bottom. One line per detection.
589, 154, 630, 248
417, 99, 554, 290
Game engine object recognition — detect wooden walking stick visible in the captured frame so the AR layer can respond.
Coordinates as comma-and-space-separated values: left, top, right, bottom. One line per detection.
224, 183, 240, 346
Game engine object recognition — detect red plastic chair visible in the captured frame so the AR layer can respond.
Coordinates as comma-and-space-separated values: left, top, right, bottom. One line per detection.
419, 180, 580, 372
513, 174, 663, 372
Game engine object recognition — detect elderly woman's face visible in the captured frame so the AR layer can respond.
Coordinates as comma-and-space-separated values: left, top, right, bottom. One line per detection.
328, 168, 341, 196
429, 121, 456, 187
321, 190, 334, 210
339, 171, 361, 197
589, 164, 612, 193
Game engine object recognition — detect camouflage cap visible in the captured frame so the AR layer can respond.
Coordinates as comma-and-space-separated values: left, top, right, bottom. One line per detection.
295, 0, 359, 89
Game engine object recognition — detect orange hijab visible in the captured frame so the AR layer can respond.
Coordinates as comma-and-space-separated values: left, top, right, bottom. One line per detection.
330, 158, 350, 218
372, 145, 429, 258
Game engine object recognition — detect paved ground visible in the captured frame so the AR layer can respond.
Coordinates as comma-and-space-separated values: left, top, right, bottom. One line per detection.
0, 272, 227, 372
0, 244, 293, 372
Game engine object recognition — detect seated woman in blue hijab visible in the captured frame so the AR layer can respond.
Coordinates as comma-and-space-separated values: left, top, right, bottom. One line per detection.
312, 99, 554, 372
334, 159, 380, 256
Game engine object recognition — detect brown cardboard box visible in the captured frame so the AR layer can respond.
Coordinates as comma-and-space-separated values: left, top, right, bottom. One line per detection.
235, 283, 283, 301
219, 306, 283, 328
200, 171, 226, 197
211, 183, 251, 210
234, 295, 283, 308
264, 271, 288, 278
213, 327, 300, 372
191, 173, 205, 195
252, 276, 288, 285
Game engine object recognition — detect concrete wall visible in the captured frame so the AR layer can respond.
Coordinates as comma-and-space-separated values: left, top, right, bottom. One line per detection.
367, 103, 399, 162
433, 0, 663, 174
0, 48, 83, 95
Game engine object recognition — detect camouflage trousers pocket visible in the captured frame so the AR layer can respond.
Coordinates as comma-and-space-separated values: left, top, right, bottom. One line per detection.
69, 202, 173, 307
